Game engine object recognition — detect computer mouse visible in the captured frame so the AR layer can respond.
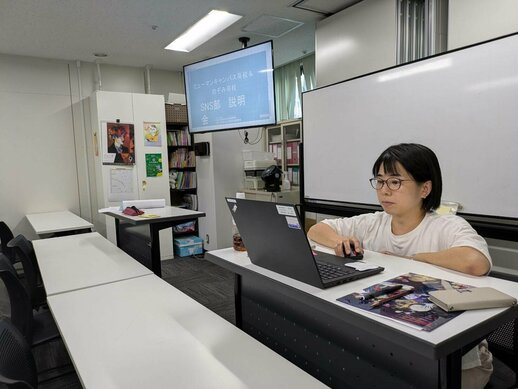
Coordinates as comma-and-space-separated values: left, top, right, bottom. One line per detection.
345, 250, 364, 260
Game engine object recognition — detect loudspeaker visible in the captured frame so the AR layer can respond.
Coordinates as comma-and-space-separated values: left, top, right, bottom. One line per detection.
194, 142, 210, 156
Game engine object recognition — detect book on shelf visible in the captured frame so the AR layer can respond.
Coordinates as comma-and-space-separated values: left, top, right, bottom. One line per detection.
169, 149, 196, 168
180, 194, 198, 210
167, 128, 191, 146
169, 171, 197, 190
287, 166, 299, 185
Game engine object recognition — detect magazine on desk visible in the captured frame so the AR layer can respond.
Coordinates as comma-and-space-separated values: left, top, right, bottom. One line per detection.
337, 273, 473, 332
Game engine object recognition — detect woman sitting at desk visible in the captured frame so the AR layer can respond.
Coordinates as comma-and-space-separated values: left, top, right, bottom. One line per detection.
307, 143, 492, 389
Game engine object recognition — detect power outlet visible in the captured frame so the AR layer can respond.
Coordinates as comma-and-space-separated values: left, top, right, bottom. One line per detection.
205, 234, 210, 245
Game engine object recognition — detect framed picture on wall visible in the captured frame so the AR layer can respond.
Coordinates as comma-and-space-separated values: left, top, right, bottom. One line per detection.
102, 121, 135, 165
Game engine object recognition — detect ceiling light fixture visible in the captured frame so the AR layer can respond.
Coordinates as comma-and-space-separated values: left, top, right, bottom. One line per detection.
165, 10, 242, 52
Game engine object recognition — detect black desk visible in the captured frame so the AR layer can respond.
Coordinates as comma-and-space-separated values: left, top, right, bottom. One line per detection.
206, 248, 518, 388
103, 206, 205, 277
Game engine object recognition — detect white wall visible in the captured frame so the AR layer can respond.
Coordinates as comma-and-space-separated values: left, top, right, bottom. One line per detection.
449, 0, 518, 49
315, 0, 397, 87
196, 128, 264, 250
0, 53, 183, 238
0, 55, 79, 238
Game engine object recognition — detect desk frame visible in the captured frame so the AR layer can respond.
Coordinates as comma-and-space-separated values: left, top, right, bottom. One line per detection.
207, 252, 518, 388
104, 208, 205, 277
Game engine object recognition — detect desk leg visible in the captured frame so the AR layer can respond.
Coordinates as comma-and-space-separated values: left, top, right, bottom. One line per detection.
149, 224, 162, 278
115, 219, 120, 247
234, 274, 242, 329
440, 350, 462, 388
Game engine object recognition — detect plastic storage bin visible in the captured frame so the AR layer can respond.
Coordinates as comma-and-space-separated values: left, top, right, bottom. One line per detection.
173, 235, 204, 257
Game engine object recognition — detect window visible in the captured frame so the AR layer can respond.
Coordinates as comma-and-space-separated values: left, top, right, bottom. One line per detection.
397, 0, 448, 64
274, 54, 315, 121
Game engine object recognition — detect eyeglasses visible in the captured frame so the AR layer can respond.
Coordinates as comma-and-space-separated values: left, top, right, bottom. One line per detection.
369, 177, 414, 190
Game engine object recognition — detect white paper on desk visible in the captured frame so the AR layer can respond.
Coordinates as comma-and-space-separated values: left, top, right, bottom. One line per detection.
344, 262, 380, 271
98, 207, 121, 213
121, 199, 166, 209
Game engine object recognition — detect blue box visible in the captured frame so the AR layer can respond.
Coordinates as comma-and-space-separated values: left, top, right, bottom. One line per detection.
173, 235, 204, 257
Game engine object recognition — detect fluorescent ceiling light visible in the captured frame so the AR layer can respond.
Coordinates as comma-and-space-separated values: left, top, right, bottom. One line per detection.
165, 10, 242, 52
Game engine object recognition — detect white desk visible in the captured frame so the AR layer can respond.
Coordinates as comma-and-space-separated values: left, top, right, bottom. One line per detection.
26, 210, 93, 236
102, 206, 205, 277
33, 232, 152, 296
206, 248, 518, 388
48, 275, 327, 389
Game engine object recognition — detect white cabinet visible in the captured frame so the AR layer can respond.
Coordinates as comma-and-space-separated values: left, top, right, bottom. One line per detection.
89, 91, 173, 259
266, 120, 302, 186
242, 189, 300, 204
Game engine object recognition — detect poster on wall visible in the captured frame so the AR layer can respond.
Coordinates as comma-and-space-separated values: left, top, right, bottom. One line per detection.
143, 121, 162, 147
145, 153, 163, 177
102, 121, 135, 165
108, 167, 137, 201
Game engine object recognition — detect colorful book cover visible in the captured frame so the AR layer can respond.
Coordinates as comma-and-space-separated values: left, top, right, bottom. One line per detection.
337, 273, 472, 332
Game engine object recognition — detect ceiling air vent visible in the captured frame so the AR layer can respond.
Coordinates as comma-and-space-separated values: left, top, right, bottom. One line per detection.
290, 0, 363, 16
242, 15, 304, 38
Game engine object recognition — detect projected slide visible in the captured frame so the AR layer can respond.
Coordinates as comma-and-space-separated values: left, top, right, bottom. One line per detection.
184, 41, 276, 133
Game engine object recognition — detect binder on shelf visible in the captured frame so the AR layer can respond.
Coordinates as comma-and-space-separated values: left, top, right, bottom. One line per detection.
286, 141, 299, 164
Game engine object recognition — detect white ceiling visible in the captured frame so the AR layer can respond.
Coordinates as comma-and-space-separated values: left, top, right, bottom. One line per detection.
0, 0, 361, 72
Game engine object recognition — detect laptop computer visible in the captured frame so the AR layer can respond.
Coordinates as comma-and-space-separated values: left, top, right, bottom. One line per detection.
226, 198, 384, 289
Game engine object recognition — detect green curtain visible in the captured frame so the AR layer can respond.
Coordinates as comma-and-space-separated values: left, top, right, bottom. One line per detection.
274, 53, 315, 122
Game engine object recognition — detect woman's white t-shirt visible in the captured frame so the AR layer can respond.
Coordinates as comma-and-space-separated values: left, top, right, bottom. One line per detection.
322, 211, 493, 372
321, 211, 492, 268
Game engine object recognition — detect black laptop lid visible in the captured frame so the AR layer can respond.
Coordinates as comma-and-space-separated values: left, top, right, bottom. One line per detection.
226, 198, 324, 288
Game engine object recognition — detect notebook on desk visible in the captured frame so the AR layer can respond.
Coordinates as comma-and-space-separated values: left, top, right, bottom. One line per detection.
225, 198, 384, 289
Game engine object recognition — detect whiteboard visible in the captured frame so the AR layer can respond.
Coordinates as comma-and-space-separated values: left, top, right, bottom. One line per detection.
302, 33, 518, 219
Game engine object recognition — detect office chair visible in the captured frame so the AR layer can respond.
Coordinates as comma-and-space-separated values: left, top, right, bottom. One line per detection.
0, 254, 59, 347
0, 221, 15, 264
0, 316, 80, 389
487, 270, 518, 388
7, 235, 46, 310
0, 317, 38, 388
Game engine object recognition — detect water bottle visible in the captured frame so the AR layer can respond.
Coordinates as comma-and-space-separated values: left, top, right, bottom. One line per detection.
232, 192, 246, 251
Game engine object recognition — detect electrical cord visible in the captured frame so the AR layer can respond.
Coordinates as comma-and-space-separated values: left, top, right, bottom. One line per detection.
238, 127, 263, 145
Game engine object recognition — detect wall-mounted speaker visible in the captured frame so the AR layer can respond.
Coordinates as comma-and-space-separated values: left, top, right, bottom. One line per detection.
194, 142, 210, 156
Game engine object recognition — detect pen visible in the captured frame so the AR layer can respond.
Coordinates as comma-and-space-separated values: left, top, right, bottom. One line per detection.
360, 284, 403, 300
370, 287, 413, 308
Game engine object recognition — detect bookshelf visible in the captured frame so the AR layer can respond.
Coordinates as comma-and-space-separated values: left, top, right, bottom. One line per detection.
166, 105, 199, 238
266, 119, 302, 186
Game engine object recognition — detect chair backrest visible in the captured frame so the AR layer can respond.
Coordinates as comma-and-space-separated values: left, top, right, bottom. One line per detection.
0, 221, 15, 264
0, 254, 34, 344
0, 317, 37, 388
7, 235, 42, 301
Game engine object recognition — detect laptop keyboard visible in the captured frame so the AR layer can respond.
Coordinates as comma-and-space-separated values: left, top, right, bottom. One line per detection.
316, 261, 355, 280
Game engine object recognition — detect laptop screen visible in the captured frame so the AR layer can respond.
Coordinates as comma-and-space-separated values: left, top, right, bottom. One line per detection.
226, 198, 325, 287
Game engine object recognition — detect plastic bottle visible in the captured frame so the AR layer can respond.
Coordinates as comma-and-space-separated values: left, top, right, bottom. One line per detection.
232, 193, 247, 251
282, 171, 291, 190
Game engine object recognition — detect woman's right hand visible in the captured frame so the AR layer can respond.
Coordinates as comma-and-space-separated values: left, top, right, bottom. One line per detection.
334, 237, 363, 257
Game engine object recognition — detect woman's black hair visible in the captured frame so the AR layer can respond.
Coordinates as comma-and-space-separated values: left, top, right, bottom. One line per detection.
372, 143, 442, 211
